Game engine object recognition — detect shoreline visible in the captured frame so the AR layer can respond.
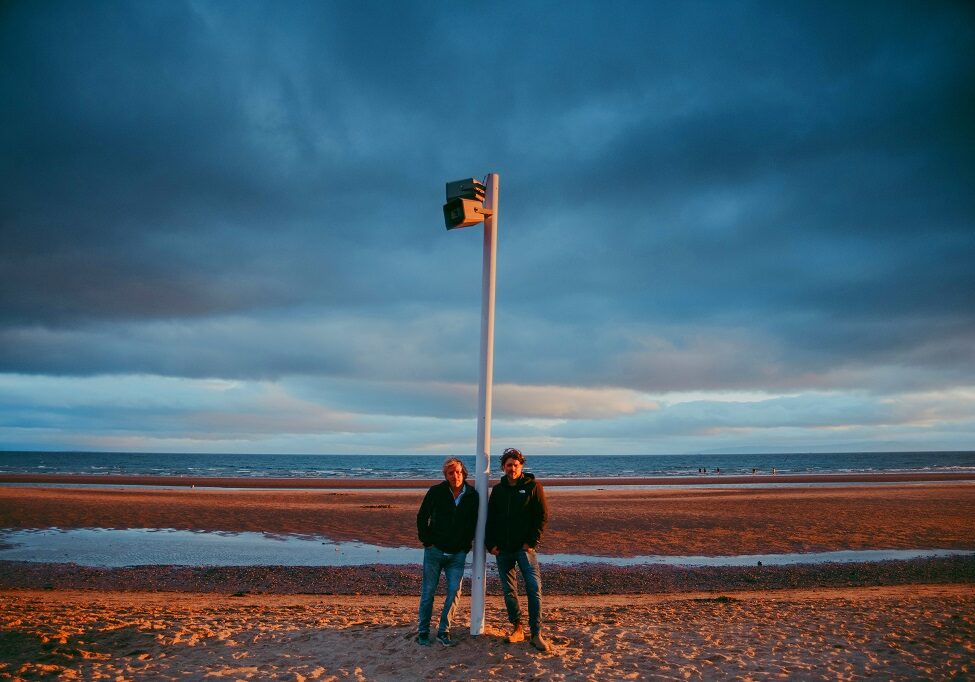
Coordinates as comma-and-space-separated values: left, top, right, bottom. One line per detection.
2, 470, 974, 489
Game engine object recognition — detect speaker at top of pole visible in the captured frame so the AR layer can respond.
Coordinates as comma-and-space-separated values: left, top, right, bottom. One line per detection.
446, 178, 486, 202
443, 197, 488, 230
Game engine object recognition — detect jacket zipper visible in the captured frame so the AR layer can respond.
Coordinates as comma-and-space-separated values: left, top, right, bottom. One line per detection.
504, 484, 514, 549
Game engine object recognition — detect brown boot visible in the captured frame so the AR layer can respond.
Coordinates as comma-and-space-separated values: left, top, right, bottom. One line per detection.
506, 623, 525, 643
530, 633, 551, 652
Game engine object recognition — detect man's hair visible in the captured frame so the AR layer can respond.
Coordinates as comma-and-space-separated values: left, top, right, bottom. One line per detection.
500, 447, 525, 466
442, 457, 468, 479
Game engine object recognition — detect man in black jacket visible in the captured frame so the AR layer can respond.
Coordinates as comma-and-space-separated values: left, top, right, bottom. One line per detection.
415, 457, 479, 647
486, 447, 551, 652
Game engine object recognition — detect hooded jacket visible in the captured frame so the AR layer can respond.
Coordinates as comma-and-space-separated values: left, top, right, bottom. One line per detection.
484, 472, 548, 552
416, 480, 479, 553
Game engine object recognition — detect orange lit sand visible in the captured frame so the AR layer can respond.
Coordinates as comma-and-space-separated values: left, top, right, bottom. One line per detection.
2, 586, 973, 680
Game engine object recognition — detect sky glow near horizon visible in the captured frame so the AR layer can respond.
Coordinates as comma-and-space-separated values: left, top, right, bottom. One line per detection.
1, 1, 974, 456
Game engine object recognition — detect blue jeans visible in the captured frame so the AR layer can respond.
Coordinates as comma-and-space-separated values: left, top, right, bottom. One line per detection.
495, 548, 542, 636
417, 546, 467, 637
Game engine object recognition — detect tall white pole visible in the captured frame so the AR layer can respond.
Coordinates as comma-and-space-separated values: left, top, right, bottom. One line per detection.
470, 172, 498, 636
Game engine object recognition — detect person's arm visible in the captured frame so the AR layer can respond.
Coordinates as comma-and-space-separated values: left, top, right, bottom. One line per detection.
416, 489, 434, 546
527, 483, 549, 548
463, 488, 479, 547
484, 486, 498, 553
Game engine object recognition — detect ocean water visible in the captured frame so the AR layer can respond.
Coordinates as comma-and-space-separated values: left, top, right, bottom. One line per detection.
1, 450, 973, 479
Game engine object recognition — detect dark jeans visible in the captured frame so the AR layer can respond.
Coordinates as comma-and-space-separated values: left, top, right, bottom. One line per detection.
417, 546, 467, 637
495, 548, 542, 636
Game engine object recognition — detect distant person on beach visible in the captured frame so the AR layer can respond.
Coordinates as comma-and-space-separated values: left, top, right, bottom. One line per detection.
486, 447, 551, 652
415, 457, 479, 647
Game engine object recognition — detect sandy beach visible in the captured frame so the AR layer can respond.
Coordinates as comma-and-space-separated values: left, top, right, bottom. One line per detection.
2, 586, 973, 680
2, 477, 974, 679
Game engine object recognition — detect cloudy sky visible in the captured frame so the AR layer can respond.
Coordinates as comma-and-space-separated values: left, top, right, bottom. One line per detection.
2, 1, 973, 456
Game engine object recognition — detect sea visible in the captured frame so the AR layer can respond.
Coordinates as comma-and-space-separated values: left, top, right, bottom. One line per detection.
1, 450, 974, 480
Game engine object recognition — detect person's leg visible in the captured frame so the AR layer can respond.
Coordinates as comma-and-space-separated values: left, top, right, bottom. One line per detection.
437, 551, 467, 635
417, 547, 443, 640
495, 550, 522, 627
516, 548, 543, 637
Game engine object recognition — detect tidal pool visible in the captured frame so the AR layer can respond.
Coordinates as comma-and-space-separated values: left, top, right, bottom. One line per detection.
1, 528, 971, 569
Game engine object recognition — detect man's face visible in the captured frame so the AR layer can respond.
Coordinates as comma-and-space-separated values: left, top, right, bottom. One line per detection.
444, 463, 464, 490
502, 457, 523, 480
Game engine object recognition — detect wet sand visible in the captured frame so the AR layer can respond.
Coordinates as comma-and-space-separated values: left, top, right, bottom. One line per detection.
2, 480, 974, 556
1, 470, 972, 488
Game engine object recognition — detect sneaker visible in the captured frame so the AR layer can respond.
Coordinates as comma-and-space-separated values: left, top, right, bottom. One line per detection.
436, 632, 456, 647
416, 634, 431, 646
506, 623, 525, 643
530, 633, 551, 652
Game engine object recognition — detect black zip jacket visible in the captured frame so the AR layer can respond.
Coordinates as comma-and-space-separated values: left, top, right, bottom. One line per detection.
484, 472, 548, 552
416, 481, 479, 553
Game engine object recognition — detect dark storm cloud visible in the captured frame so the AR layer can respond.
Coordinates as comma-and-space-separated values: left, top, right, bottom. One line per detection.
490, 3, 975, 390
2, 0, 973, 397
0, 1, 461, 324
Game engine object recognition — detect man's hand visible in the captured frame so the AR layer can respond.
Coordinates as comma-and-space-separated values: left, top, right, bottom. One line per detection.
489, 546, 499, 556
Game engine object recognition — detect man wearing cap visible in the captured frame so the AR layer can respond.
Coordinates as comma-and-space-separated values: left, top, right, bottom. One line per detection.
415, 457, 479, 647
486, 447, 551, 652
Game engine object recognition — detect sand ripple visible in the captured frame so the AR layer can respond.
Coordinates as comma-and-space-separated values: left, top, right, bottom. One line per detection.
1, 586, 972, 680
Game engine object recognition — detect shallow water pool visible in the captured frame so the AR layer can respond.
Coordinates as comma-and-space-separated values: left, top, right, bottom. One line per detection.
1, 527, 970, 568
